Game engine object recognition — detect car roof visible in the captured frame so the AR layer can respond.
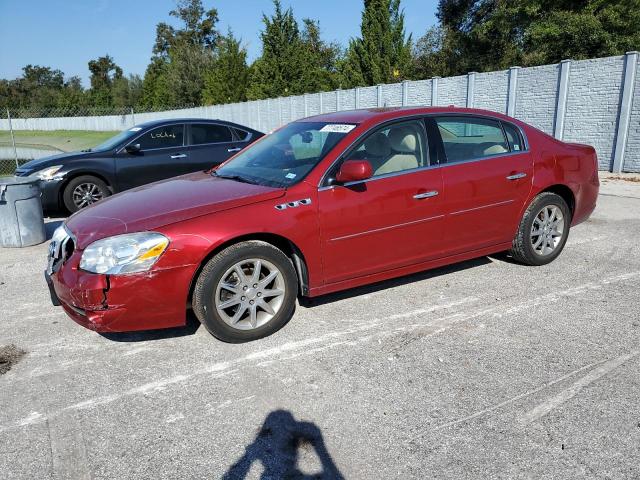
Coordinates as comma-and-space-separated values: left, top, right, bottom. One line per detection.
298, 106, 518, 125
133, 118, 258, 131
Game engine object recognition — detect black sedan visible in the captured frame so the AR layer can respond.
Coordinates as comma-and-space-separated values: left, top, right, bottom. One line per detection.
15, 119, 263, 213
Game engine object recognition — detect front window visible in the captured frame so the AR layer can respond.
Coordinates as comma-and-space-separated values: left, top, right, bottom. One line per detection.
214, 122, 355, 187
135, 124, 185, 150
341, 120, 429, 177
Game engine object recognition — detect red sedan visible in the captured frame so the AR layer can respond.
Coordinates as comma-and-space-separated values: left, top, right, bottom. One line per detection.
46, 107, 599, 342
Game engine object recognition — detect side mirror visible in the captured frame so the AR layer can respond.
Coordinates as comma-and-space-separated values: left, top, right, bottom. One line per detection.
336, 159, 373, 184
125, 143, 141, 154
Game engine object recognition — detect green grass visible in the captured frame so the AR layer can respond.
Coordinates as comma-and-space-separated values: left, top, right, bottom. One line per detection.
0, 130, 119, 153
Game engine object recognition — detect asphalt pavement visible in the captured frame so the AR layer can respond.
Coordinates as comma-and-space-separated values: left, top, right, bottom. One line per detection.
0, 175, 639, 479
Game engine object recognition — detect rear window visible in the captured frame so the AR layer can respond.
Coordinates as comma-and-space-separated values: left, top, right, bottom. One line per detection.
232, 127, 250, 141
503, 122, 525, 152
190, 123, 233, 145
435, 116, 509, 163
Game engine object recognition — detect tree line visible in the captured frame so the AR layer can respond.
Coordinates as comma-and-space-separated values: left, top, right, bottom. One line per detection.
1, 0, 638, 115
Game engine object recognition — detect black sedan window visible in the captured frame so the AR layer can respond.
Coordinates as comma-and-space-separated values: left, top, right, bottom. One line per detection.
190, 124, 233, 145
136, 125, 185, 150
231, 127, 250, 141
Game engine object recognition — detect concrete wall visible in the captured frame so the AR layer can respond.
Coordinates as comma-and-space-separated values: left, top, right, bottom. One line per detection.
2, 53, 639, 172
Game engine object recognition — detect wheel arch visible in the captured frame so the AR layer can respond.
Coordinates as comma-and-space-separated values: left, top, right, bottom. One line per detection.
187, 232, 310, 308
538, 184, 575, 217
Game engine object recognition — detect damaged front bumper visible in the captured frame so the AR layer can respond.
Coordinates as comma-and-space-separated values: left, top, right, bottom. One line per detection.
46, 252, 196, 333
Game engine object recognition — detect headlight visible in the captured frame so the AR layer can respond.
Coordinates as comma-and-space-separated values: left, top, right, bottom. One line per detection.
31, 165, 63, 181
79, 232, 169, 275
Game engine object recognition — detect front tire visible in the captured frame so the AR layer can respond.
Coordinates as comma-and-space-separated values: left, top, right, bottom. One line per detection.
63, 175, 110, 213
510, 192, 571, 266
192, 241, 298, 343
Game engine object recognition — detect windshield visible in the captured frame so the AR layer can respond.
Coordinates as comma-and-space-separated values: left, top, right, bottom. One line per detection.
215, 122, 356, 188
92, 127, 142, 152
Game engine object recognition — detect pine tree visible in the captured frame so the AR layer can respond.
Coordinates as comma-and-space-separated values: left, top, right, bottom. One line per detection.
142, 0, 219, 107
298, 19, 342, 93
248, 1, 342, 99
202, 30, 250, 105
247, 0, 304, 100
341, 0, 412, 87
87, 55, 123, 107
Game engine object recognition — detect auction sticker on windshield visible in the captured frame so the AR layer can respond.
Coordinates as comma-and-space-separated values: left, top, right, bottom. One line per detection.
319, 124, 356, 133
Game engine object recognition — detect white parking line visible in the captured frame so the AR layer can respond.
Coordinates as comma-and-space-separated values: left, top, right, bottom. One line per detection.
519, 350, 640, 425
410, 358, 610, 436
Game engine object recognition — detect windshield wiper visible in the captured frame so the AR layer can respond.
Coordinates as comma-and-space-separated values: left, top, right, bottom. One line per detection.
81, 148, 92, 152
213, 172, 256, 185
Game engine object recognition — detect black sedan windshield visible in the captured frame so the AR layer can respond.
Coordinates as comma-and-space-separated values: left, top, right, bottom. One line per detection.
215, 122, 355, 187
93, 127, 141, 151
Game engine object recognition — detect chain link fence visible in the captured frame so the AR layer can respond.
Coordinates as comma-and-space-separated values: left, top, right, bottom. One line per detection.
5, 104, 197, 119
0, 105, 196, 176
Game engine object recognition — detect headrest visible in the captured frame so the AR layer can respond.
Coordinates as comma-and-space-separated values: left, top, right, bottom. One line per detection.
364, 132, 391, 157
389, 127, 417, 153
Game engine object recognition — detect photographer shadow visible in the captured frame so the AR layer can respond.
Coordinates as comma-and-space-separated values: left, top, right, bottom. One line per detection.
223, 410, 344, 480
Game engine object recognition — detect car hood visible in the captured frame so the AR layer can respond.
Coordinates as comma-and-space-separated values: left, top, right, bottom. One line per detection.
65, 171, 285, 249
18, 151, 88, 172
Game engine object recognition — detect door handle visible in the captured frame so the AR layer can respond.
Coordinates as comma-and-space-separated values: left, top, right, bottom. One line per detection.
170, 153, 187, 159
506, 172, 527, 180
413, 190, 439, 200
227, 147, 242, 153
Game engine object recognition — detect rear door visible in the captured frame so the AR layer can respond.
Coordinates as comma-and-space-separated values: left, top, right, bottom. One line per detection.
186, 123, 240, 172
434, 115, 533, 255
115, 123, 186, 190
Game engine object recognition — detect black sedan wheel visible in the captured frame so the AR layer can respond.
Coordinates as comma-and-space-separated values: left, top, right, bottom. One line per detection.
63, 175, 111, 213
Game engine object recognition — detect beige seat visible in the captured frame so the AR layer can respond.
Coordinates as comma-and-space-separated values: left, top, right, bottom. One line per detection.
483, 144, 508, 155
373, 126, 420, 175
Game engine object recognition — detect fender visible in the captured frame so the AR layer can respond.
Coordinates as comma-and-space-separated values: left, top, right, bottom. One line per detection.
526, 132, 597, 226
157, 184, 323, 305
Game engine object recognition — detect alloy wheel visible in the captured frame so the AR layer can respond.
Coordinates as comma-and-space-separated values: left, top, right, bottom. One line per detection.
72, 182, 104, 209
215, 258, 286, 330
530, 205, 565, 256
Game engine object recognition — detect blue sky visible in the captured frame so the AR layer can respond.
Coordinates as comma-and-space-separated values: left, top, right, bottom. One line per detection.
0, 0, 438, 86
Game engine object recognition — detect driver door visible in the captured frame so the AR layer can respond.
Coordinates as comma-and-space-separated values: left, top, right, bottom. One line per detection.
115, 123, 187, 191
318, 120, 446, 285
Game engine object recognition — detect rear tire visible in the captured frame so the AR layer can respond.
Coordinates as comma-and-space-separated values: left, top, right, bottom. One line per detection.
192, 241, 298, 343
510, 192, 571, 266
63, 175, 110, 213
